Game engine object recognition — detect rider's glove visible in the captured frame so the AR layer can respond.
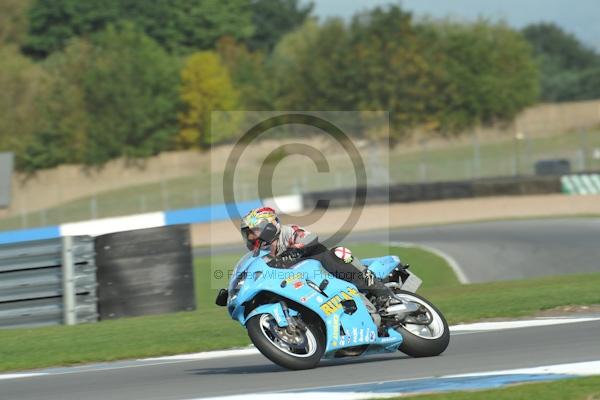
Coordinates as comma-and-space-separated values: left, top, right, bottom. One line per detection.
264, 254, 287, 269
363, 269, 376, 287
279, 248, 304, 262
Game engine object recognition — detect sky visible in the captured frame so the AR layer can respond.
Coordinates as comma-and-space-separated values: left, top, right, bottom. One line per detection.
308, 0, 600, 50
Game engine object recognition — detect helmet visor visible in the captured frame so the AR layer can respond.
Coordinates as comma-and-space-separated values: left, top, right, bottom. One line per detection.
241, 227, 260, 241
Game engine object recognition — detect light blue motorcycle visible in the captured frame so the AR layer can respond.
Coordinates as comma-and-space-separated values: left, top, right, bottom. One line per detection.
215, 230, 449, 370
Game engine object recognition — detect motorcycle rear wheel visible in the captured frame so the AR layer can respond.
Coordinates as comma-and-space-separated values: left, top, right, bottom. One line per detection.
247, 313, 325, 370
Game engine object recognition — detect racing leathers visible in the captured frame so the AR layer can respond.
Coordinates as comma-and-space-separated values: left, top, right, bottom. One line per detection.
246, 224, 395, 308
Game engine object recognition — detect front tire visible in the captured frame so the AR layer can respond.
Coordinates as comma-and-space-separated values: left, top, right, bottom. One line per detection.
392, 290, 450, 357
246, 313, 325, 370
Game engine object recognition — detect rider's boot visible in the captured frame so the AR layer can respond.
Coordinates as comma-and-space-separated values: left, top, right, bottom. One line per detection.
363, 272, 401, 311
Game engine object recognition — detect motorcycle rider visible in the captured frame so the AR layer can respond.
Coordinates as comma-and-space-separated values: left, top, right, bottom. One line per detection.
240, 206, 399, 310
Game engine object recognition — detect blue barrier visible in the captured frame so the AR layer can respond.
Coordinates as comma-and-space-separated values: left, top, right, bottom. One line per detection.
0, 226, 61, 245
0, 199, 265, 242
164, 199, 263, 225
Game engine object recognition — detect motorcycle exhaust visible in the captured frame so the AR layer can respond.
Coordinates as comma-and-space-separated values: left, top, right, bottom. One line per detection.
381, 301, 420, 317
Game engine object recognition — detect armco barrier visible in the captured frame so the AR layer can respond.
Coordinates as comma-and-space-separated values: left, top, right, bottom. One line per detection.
0, 196, 293, 327
0, 236, 97, 329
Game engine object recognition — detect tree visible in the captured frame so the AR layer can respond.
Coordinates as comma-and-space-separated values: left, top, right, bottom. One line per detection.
119, 0, 254, 55
246, 0, 313, 51
270, 18, 356, 110
178, 51, 239, 148
23, 0, 121, 58
417, 20, 540, 132
82, 24, 180, 164
347, 6, 438, 137
0, 0, 31, 45
270, 8, 539, 138
0, 45, 50, 170
522, 23, 600, 101
523, 23, 599, 71
23, 0, 254, 58
270, 18, 321, 109
268, 7, 449, 138
217, 37, 274, 109
33, 38, 94, 167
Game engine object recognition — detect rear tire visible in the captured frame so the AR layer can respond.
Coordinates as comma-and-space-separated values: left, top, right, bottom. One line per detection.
392, 290, 450, 357
247, 313, 325, 370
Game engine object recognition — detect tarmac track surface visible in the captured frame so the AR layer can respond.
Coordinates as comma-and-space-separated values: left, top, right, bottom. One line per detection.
2, 319, 600, 400
4, 218, 600, 399
195, 218, 600, 283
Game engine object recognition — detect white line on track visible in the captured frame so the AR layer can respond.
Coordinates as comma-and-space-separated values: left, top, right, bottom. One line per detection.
0, 373, 47, 381
386, 241, 470, 284
446, 360, 600, 377
0, 317, 598, 381
185, 393, 399, 400
142, 347, 259, 361
183, 360, 600, 400
451, 316, 600, 332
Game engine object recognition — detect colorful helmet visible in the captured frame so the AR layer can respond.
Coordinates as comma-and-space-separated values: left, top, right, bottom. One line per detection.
240, 207, 281, 244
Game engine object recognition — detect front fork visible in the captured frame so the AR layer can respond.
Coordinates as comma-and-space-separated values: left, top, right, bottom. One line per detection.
280, 301, 307, 332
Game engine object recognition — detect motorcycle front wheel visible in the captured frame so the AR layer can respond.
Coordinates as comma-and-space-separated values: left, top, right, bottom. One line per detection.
392, 290, 450, 357
246, 313, 325, 370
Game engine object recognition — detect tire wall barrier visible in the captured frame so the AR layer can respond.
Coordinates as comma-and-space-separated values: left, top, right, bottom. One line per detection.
95, 225, 195, 320
303, 175, 563, 209
471, 176, 562, 197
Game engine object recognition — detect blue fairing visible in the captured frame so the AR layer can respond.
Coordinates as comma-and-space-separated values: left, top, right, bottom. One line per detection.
226, 251, 403, 357
244, 303, 298, 328
363, 255, 401, 279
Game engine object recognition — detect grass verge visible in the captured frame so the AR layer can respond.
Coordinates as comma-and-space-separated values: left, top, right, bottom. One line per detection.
0, 244, 598, 372
423, 272, 600, 323
381, 375, 600, 400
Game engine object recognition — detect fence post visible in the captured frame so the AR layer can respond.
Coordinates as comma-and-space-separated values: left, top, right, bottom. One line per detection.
513, 132, 524, 176
464, 159, 472, 179
139, 194, 147, 212
579, 129, 588, 171
161, 179, 170, 210
90, 196, 98, 220
418, 139, 428, 183
472, 130, 481, 179
62, 236, 76, 326
40, 209, 47, 226
20, 207, 27, 229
